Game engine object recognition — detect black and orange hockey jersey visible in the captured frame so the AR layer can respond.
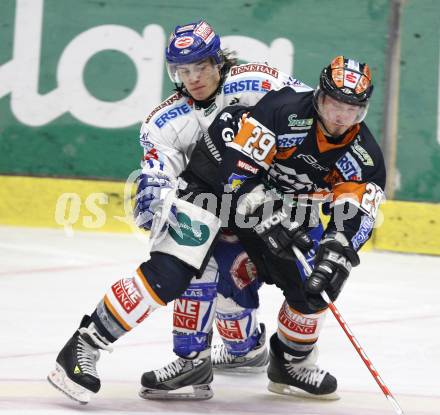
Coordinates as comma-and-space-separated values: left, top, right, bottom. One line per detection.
192, 85, 386, 252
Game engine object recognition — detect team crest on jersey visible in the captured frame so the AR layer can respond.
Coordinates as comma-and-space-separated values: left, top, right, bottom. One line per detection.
227, 173, 248, 191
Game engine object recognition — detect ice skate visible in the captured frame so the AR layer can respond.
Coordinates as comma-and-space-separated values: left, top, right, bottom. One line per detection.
47, 315, 112, 404
212, 323, 269, 373
139, 349, 213, 401
267, 334, 339, 400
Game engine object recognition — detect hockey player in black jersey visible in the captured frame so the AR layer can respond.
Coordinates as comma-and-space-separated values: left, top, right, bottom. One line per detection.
48, 55, 385, 403
177, 55, 386, 398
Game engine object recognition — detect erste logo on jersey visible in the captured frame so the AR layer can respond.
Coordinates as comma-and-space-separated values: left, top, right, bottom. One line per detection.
223, 78, 272, 95
335, 152, 363, 181
276, 133, 307, 148
154, 103, 192, 128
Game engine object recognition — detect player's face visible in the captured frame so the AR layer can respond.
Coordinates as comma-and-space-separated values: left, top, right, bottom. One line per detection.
318, 94, 362, 136
176, 59, 221, 101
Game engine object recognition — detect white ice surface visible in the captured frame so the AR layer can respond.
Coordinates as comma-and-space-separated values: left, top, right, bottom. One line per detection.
0, 226, 439, 415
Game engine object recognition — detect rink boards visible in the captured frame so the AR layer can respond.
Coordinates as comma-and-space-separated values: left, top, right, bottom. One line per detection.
1, 175, 440, 255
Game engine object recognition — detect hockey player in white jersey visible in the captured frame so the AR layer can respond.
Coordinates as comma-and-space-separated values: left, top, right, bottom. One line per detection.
136, 21, 307, 399
47, 20, 309, 404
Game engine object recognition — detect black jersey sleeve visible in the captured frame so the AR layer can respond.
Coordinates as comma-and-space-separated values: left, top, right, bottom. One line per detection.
325, 126, 386, 251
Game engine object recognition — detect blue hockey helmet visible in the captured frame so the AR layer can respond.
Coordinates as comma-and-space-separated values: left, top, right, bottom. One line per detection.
166, 20, 223, 83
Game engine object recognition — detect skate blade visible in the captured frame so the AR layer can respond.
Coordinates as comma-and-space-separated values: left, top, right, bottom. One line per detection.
47, 363, 93, 405
139, 384, 213, 401
267, 381, 340, 401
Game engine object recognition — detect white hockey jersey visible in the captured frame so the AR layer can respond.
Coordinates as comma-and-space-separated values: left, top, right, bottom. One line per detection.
139, 62, 312, 180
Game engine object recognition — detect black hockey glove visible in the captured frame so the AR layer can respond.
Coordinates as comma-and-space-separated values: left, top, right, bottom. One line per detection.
253, 207, 313, 261
305, 232, 360, 309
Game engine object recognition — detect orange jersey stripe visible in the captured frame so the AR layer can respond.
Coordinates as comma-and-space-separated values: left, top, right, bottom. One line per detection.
233, 120, 256, 147
104, 294, 132, 331
308, 182, 367, 204
232, 118, 277, 167
277, 328, 319, 344
275, 147, 297, 160
316, 123, 360, 153
332, 181, 368, 204
136, 268, 166, 306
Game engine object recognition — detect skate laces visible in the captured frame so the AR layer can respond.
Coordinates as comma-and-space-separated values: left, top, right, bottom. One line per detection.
76, 336, 101, 378
286, 363, 327, 387
155, 358, 187, 382
212, 344, 234, 364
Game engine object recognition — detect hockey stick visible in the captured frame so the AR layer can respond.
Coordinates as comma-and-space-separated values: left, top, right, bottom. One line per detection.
292, 245, 404, 415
